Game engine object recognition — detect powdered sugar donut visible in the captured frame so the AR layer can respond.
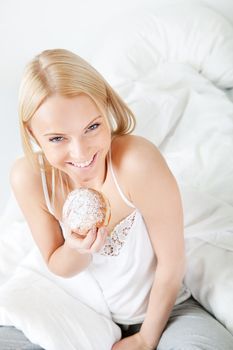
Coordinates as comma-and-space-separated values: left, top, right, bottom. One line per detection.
62, 188, 111, 236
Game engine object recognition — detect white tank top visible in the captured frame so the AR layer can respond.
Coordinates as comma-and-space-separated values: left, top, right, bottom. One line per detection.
39, 150, 191, 325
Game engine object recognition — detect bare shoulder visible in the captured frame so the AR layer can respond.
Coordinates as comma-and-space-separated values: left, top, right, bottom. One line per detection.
10, 153, 50, 216
10, 154, 45, 207
111, 134, 169, 178
112, 133, 180, 210
10, 155, 40, 190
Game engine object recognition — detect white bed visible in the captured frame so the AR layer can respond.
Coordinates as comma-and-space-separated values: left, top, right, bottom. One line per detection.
0, 2, 233, 349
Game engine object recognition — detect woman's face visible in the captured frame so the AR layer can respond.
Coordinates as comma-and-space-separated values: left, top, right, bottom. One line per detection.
30, 93, 112, 188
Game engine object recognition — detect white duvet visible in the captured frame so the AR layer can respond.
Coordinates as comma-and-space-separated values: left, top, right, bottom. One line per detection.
1, 2, 233, 349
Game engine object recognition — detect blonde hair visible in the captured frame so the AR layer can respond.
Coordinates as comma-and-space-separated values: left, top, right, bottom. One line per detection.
18, 48, 136, 168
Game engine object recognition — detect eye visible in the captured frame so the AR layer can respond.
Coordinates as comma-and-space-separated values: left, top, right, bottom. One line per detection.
87, 123, 100, 132
49, 136, 64, 143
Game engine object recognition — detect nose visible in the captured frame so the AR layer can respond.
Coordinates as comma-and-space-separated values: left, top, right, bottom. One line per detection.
69, 137, 89, 161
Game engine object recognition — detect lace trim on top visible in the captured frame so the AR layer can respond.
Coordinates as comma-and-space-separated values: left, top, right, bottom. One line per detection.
100, 210, 137, 256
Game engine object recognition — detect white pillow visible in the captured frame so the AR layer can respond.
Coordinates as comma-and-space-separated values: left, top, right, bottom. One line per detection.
92, 1, 233, 151
184, 238, 233, 334
0, 269, 121, 350
92, 2, 233, 89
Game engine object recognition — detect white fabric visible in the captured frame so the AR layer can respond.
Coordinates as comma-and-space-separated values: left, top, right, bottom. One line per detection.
1, 1, 233, 348
90, 210, 155, 325
93, 2, 233, 89
0, 263, 121, 350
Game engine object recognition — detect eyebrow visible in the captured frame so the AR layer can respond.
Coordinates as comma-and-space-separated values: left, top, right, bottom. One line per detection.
43, 115, 102, 136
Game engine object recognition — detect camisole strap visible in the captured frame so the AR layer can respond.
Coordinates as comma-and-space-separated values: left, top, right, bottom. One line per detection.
108, 147, 136, 209
38, 154, 55, 216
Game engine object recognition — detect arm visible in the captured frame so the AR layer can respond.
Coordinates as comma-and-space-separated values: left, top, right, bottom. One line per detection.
10, 157, 106, 277
113, 136, 186, 349
136, 145, 185, 348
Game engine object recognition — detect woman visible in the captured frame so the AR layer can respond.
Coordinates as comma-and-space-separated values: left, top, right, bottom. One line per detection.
7, 49, 233, 349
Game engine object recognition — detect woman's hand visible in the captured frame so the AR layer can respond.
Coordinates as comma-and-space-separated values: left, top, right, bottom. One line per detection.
65, 225, 108, 254
112, 333, 154, 350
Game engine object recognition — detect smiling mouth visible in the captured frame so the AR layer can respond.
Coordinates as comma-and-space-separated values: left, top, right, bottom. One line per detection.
67, 153, 96, 168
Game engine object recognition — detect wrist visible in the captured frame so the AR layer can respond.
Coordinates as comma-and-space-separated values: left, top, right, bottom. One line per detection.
137, 332, 155, 350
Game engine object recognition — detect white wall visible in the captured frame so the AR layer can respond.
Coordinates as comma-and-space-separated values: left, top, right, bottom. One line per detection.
1, 0, 233, 213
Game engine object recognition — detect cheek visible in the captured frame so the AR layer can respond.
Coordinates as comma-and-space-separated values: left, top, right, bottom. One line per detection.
97, 130, 111, 149
102, 122, 112, 141
42, 145, 66, 165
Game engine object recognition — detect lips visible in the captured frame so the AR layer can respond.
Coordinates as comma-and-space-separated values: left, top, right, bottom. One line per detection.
67, 153, 97, 169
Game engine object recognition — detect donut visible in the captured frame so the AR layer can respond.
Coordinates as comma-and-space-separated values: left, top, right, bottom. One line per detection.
62, 188, 111, 236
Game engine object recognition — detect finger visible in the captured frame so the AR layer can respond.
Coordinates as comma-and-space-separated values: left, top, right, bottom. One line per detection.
71, 229, 88, 239
66, 227, 97, 253
81, 227, 97, 249
65, 234, 81, 250
90, 227, 108, 253
64, 223, 81, 248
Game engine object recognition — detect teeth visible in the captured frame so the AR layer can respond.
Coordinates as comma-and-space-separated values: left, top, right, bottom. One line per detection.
71, 155, 94, 168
